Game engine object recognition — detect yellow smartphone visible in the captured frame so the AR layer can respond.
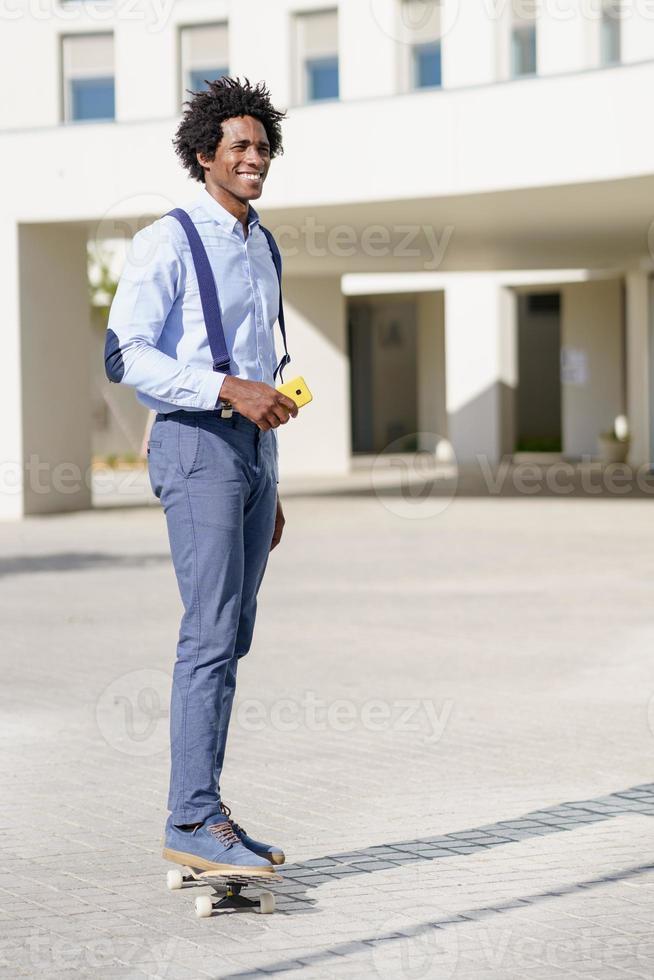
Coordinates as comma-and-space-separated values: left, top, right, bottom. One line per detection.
276, 375, 313, 409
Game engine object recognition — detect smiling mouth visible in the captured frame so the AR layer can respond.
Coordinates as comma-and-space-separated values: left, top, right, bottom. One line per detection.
237, 172, 263, 182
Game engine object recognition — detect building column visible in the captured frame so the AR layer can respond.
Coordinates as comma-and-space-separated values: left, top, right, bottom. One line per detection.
276, 276, 350, 477
416, 291, 447, 453
444, 276, 517, 466
0, 220, 23, 519
0, 222, 93, 518
625, 270, 651, 468
560, 279, 623, 459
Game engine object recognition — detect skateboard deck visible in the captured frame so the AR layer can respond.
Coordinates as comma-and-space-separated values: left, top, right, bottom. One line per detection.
166, 864, 281, 918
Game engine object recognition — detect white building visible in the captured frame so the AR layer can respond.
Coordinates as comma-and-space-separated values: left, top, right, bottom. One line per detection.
2, 0, 654, 517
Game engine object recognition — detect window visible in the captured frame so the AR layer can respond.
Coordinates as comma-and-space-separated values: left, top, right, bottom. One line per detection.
401, 0, 442, 90
180, 23, 229, 101
414, 41, 441, 88
511, 4, 537, 77
306, 56, 339, 101
601, 0, 621, 65
294, 9, 339, 103
62, 34, 115, 122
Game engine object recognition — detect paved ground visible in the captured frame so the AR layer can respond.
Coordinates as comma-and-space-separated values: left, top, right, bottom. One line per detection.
1, 482, 654, 979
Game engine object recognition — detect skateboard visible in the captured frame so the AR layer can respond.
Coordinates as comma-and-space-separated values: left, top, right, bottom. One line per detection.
166, 865, 281, 918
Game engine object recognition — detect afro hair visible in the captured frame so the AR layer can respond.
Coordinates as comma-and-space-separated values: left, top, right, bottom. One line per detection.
173, 76, 286, 183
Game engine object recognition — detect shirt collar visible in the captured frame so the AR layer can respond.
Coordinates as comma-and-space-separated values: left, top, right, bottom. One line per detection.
196, 186, 260, 233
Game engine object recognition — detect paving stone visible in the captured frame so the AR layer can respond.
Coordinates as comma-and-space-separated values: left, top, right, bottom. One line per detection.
2, 497, 654, 978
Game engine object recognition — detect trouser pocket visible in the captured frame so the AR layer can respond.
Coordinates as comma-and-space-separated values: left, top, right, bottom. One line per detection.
147, 441, 163, 499
177, 421, 201, 479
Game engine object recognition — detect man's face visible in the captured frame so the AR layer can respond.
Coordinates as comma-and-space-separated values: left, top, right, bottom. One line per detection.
198, 115, 271, 203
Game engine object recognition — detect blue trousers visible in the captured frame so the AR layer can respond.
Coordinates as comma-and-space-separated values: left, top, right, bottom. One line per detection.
147, 410, 277, 825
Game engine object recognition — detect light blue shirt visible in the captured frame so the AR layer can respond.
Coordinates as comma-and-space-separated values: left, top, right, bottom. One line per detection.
106, 187, 280, 415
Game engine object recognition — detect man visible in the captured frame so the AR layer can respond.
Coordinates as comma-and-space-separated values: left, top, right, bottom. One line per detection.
105, 78, 297, 875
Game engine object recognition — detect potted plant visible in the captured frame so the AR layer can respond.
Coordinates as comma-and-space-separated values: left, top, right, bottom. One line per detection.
598, 422, 630, 465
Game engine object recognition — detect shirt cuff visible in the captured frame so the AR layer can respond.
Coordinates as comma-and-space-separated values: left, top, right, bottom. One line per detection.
197, 371, 227, 410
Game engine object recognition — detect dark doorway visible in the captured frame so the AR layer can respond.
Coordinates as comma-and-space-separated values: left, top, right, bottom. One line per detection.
348, 299, 418, 454
516, 292, 562, 453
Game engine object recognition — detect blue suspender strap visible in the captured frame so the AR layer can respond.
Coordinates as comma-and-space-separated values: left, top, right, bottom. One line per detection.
166, 209, 291, 383
260, 225, 292, 383
166, 208, 231, 374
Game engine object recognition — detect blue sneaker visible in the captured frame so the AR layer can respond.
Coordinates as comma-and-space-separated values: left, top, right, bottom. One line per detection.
220, 803, 285, 866
163, 814, 274, 876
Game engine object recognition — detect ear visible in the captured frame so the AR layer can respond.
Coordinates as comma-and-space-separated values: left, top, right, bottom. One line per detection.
196, 151, 211, 173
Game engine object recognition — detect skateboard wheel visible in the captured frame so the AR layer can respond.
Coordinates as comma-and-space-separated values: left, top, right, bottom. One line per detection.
195, 896, 214, 918
259, 891, 275, 914
166, 869, 184, 891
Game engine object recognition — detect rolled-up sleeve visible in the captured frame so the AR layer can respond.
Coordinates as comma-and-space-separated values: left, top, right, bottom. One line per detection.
104, 220, 225, 410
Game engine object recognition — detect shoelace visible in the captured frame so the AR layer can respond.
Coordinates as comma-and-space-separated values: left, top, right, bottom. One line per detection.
206, 821, 241, 848
220, 802, 246, 837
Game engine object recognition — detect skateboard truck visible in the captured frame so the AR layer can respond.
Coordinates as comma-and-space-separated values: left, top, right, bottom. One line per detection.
200, 882, 275, 919
167, 865, 277, 918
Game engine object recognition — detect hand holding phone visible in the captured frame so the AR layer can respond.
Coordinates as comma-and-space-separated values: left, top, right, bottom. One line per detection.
276, 376, 313, 409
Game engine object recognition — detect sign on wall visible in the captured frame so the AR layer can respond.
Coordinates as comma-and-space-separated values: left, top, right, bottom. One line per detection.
560, 346, 589, 386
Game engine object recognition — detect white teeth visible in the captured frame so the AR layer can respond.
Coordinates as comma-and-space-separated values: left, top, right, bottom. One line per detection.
240, 173, 261, 180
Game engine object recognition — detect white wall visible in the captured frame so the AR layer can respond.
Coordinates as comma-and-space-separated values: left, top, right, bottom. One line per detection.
114, 19, 178, 122
441, 0, 497, 87
537, 4, 590, 75
625, 270, 651, 467
621, 4, 654, 63
90, 307, 150, 457
561, 279, 623, 458
4, 0, 654, 131
19, 223, 93, 515
0, 221, 23, 520
5, 56, 654, 227
229, 0, 292, 106
0, 14, 61, 128
276, 276, 350, 477
444, 276, 517, 464
340, 0, 398, 100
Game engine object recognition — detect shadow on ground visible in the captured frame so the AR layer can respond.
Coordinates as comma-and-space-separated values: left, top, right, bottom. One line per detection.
0, 552, 169, 578
219, 782, 654, 978
287, 464, 654, 501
